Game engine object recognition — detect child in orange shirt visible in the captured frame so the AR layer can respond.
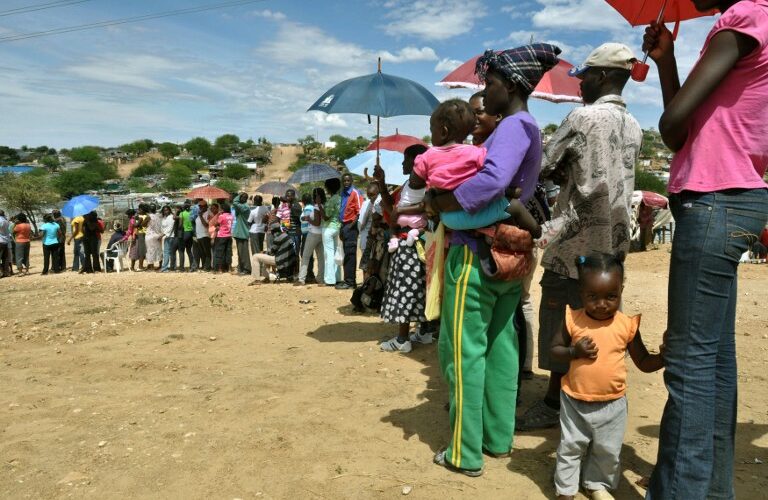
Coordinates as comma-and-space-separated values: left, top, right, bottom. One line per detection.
550, 252, 665, 500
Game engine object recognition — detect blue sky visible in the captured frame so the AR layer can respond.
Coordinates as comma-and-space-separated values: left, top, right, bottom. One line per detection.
0, 0, 717, 149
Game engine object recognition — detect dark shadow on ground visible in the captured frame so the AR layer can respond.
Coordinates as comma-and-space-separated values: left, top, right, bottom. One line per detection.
380, 343, 448, 453
307, 320, 390, 343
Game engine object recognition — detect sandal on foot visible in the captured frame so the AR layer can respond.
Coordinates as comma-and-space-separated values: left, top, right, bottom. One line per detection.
483, 448, 512, 458
589, 489, 615, 500
433, 449, 483, 477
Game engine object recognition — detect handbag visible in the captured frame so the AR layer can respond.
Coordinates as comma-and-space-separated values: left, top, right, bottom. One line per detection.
475, 224, 534, 281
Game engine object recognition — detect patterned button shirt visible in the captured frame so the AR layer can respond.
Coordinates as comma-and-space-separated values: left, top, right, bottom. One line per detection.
541, 94, 642, 280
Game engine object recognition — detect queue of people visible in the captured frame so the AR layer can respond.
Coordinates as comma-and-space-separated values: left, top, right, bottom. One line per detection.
2, 3, 767, 497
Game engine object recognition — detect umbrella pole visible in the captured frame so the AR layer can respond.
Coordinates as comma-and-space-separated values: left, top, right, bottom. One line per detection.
376, 115, 380, 166
641, 0, 669, 66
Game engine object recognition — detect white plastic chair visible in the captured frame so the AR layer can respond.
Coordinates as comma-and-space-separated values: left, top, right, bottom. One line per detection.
102, 240, 130, 273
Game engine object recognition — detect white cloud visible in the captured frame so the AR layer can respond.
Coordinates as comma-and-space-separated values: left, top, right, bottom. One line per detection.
252, 9, 287, 20
302, 112, 349, 130
379, 46, 438, 63
434, 58, 463, 72
383, 0, 486, 41
531, 0, 630, 31
67, 55, 187, 90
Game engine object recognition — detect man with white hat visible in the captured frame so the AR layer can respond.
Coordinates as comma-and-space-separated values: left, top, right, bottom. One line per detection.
517, 43, 643, 440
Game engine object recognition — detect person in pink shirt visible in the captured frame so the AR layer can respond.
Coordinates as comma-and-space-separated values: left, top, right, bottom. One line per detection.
389, 99, 539, 254
212, 203, 233, 273
643, 1, 768, 498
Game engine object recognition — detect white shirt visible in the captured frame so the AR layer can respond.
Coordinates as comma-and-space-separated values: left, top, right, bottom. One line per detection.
307, 206, 323, 235
358, 195, 382, 233
161, 215, 175, 238
195, 210, 210, 239
248, 206, 271, 234
398, 184, 425, 207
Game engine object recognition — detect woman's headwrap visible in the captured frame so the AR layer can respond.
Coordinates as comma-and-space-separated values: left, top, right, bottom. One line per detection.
475, 43, 562, 95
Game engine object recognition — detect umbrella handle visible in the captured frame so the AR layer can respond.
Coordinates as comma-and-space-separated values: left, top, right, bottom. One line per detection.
632, 0, 670, 82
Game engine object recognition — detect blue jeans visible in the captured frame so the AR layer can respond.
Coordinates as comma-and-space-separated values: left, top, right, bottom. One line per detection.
161, 237, 176, 271
72, 238, 84, 271
648, 188, 768, 500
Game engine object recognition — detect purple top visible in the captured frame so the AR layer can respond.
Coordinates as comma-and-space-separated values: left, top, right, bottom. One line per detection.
451, 111, 542, 250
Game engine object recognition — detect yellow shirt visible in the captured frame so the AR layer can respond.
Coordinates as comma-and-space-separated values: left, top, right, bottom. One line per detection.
561, 306, 640, 402
136, 214, 148, 234
71, 215, 84, 240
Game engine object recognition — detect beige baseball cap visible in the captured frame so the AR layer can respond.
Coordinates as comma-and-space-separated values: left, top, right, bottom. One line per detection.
569, 43, 637, 76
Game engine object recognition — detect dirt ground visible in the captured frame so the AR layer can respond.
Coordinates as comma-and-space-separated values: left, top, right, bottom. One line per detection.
1, 244, 766, 500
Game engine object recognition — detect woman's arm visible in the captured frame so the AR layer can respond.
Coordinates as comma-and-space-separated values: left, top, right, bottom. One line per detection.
654, 29, 758, 151
628, 330, 665, 373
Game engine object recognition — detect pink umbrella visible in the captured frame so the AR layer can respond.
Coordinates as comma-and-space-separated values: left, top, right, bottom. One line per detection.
437, 57, 582, 104
642, 191, 669, 209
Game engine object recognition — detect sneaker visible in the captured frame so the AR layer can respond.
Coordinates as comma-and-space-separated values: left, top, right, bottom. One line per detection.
379, 338, 412, 353
516, 399, 560, 431
409, 330, 434, 345
433, 449, 483, 477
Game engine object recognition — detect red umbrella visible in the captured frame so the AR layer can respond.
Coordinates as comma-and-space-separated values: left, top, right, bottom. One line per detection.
642, 191, 669, 209
437, 57, 582, 104
187, 185, 231, 200
606, 0, 714, 26
365, 133, 428, 153
604, 0, 718, 81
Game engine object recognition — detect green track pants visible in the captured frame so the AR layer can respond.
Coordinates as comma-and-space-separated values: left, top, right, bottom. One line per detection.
438, 245, 522, 471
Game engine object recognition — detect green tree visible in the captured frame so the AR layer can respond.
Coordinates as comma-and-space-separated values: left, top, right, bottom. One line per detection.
635, 167, 667, 195
68, 146, 101, 162
214, 134, 241, 150
0, 173, 59, 233
21, 167, 48, 177
84, 160, 118, 180
213, 177, 240, 194
53, 169, 104, 198
543, 123, 558, 135
185, 137, 213, 160
163, 164, 193, 191
207, 147, 228, 164
120, 139, 153, 156
157, 142, 180, 160
0, 146, 21, 165
40, 155, 60, 171
130, 158, 165, 178
244, 136, 273, 165
328, 134, 369, 162
291, 135, 329, 171
171, 159, 205, 173
125, 177, 153, 193
222, 163, 250, 180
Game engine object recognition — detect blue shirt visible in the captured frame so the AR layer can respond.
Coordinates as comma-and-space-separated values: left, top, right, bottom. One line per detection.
40, 222, 60, 245
340, 185, 353, 222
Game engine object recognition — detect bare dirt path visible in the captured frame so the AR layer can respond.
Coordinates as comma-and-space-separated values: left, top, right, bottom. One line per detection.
1, 245, 766, 499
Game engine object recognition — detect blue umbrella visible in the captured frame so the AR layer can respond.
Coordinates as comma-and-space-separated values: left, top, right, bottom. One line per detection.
308, 59, 438, 166
61, 195, 100, 218
345, 150, 408, 186
287, 163, 342, 185
307, 71, 439, 118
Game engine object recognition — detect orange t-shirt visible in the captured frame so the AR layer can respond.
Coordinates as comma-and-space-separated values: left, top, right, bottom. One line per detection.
13, 223, 31, 243
561, 306, 640, 402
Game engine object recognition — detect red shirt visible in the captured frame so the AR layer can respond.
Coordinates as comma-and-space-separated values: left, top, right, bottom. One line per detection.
13, 223, 31, 243
760, 227, 768, 247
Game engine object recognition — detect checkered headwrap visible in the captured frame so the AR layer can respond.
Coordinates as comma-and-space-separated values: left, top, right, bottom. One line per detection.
475, 43, 562, 95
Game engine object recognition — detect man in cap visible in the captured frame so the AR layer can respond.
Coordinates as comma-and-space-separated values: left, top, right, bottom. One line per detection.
517, 43, 643, 431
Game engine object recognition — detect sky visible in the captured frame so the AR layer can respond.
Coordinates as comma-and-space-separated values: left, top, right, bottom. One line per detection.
0, 0, 718, 149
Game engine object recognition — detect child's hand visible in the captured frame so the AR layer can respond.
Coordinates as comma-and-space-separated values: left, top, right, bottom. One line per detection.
574, 336, 598, 359
659, 330, 668, 361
